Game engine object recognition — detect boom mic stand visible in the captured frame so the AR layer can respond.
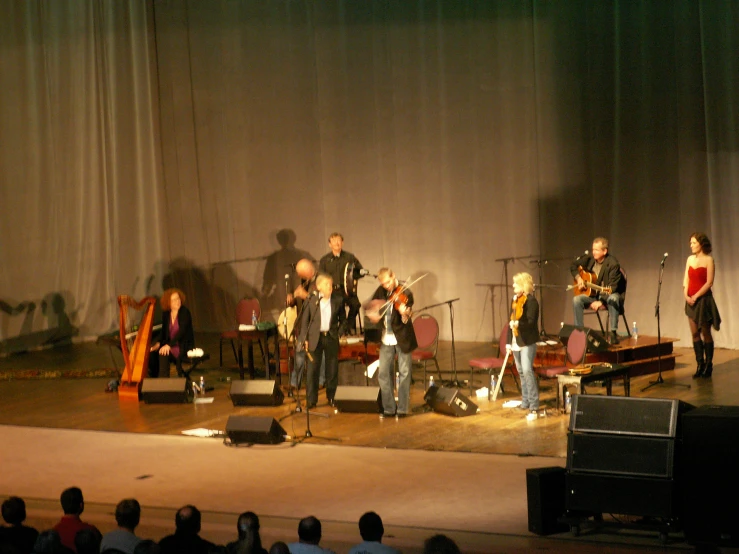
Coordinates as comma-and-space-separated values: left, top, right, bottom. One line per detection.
642, 255, 690, 392
282, 274, 295, 398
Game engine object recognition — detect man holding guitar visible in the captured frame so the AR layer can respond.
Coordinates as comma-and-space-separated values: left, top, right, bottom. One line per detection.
570, 237, 626, 345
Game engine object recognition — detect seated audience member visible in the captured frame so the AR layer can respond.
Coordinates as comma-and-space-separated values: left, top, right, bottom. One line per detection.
132, 540, 161, 554
52, 488, 102, 553
422, 535, 460, 554
100, 499, 142, 554
1, 496, 39, 554
74, 529, 101, 554
348, 512, 399, 554
267, 543, 290, 554
158, 505, 216, 554
31, 530, 74, 554
287, 517, 335, 554
225, 512, 266, 554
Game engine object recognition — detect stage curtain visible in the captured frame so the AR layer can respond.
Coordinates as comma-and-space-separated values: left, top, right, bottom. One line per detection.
1, 0, 737, 349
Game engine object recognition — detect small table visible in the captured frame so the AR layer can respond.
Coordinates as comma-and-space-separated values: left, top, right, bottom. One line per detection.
237, 326, 281, 382
556, 363, 630, 413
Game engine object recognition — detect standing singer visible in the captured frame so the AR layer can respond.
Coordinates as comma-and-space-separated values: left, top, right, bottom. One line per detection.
296, 273, 343, 408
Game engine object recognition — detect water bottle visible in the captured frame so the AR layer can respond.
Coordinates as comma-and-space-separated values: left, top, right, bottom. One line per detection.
428, 375, 435, 389
199, 375, 205, 395
251, 310, 257, 326
632, 321, 638, 340
564, 389, 572, 414
490, 374, 497, 393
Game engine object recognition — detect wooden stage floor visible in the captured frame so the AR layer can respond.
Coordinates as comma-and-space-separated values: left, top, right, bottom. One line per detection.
1, 332, 737, 459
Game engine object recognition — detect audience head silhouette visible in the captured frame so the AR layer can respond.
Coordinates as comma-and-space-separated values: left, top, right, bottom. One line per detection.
297, 516, 321, 545
115, 498, 141, 530
2, 496, 27, 525
75, 528, 102, 554
59, 487, 84, 516
358, 511, 384, 542
268, 541, 290, 554
423, 534, 461, 554
175, 505, 202, 535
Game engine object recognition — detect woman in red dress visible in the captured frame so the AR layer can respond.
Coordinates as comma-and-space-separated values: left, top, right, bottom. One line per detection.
683, 232, 721, 378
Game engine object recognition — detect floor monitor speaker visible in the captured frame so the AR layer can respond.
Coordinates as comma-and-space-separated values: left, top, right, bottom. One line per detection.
526, 466, 569, 536
424, 386, 478, 417
569, 395, 694, 437
334, 386, 382, 413
225, 416, 287, 445
140, 378, 190, 404
229, 380, 284, 406
558, 324, 609, 353
682, 405, 739, 547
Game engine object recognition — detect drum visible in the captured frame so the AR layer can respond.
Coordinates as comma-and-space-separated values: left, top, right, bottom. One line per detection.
343, 261, 357, 297
277, 307, 297, 340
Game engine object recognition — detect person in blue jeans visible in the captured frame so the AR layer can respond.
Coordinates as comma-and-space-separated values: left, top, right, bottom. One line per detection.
508, 272, 540, 421
365, 267, 418, 419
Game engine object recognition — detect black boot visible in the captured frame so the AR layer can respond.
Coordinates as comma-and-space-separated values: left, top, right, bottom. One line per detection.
692, 341, 705, 379
702, 342, 714, 378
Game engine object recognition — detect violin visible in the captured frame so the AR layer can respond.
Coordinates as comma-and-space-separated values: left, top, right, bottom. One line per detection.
510, 294, 526, 336
389, 285, 410, 312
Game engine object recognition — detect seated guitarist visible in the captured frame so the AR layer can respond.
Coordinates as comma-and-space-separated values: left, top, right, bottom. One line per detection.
570, 237, 626, 344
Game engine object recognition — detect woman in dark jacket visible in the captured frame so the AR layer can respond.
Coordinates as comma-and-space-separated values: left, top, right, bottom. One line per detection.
508, 272, 540, 420
150, 288, 194, 378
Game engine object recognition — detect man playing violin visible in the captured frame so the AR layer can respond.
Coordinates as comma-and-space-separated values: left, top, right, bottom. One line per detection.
366, 267, 418, 419
319, 232, 365, 336
570, 237, 626, 345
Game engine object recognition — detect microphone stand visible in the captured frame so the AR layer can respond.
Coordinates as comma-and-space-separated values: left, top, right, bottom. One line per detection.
642, 257, 690, 392
282, 274, 295, 398
416, 298, 461, 387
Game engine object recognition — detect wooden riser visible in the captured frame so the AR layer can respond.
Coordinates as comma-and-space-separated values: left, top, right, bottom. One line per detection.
535, 335, 680, 379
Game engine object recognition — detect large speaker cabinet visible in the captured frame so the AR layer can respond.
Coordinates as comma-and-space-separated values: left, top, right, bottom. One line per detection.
526, 467, 569, 536
682, 405, 739, 547
565, 395, 694, 523
333, 386, 382, 413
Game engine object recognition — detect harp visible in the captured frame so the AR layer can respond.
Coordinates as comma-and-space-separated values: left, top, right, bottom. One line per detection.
117, 295, 157, 400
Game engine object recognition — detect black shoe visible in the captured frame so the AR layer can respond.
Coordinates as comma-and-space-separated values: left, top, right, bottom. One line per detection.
306, 403, 317, 409
609, 331, 620, 345
396, 412, 408, 418
692, 363, 705, 379
379, 412, 395, 420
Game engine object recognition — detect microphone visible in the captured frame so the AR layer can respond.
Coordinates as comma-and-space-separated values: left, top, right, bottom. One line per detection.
575, 250, 589, 262
661, 252, 668, 266
359, 269, 370, 276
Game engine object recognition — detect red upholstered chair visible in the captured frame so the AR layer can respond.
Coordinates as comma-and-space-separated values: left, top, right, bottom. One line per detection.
468, 325, 520, 401
535, 326, 588, 380
411, 314, 442, 386
219, 298, 261, 367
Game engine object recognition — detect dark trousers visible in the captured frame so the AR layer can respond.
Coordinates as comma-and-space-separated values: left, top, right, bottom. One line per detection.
306, 333, 339, 405
155, 353, 183, 378
336, 292, 361, 331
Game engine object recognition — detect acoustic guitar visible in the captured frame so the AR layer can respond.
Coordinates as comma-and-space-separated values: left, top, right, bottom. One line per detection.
569, 266, 612, 298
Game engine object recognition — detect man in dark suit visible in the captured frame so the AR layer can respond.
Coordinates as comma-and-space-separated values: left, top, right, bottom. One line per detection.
366, 267, 418, 418
297, 273, 344, 409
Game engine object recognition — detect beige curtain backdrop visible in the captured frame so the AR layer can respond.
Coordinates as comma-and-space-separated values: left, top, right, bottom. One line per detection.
1, 0, 737, 351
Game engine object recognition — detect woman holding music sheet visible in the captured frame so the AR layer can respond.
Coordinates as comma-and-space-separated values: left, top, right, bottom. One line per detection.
509, 272, 540, 421
684, 232, 721, 379
149, 288, 194, 378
